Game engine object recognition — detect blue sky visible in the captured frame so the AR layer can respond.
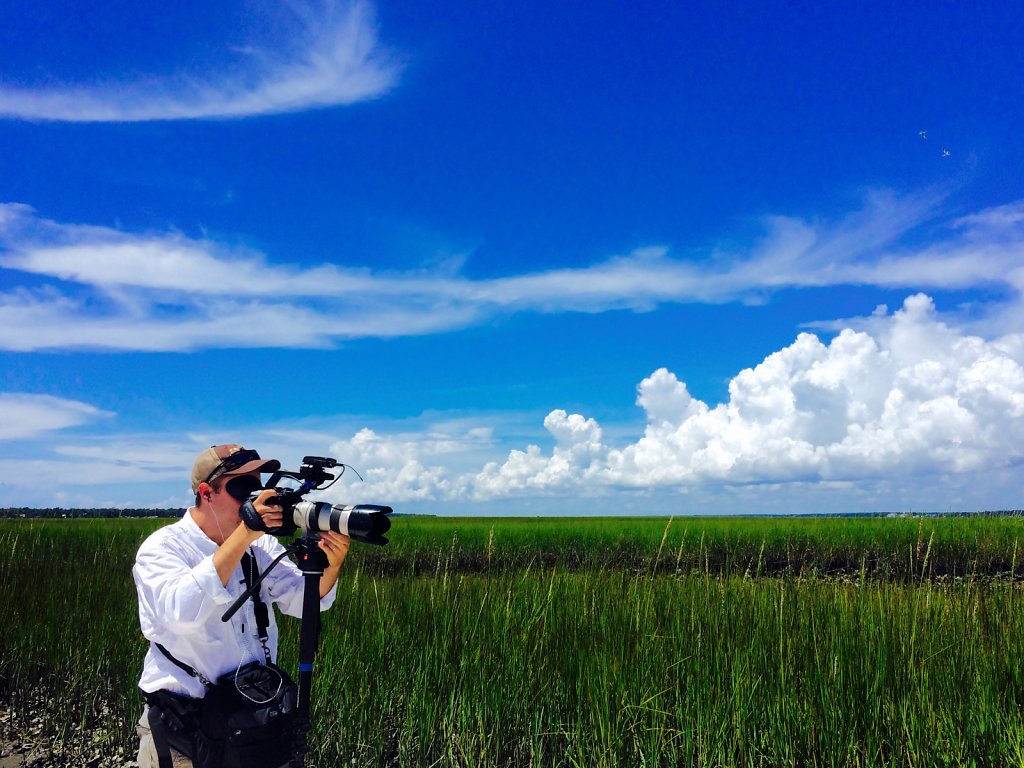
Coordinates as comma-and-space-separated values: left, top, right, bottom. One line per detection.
1, 0, 1022, 514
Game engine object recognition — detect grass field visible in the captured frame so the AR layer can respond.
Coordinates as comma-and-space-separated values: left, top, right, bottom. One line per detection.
1, 515, 1023, 766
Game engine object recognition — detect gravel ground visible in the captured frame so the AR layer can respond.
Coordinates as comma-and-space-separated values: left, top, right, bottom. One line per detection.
0, 689, 135, 768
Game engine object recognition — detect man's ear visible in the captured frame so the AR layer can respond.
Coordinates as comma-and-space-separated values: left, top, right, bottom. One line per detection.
198, 482, 214, 501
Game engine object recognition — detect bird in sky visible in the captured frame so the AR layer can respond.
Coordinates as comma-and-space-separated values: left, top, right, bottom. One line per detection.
919, 131, 928, 139
942, 148, 951, 157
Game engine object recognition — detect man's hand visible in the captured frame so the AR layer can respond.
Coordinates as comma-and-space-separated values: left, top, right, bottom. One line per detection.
243, 489, 284, 538
317, 531, 350, 597
318, 531, 351, 569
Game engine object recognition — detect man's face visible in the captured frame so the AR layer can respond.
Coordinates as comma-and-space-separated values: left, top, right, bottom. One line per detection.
214, 471, 263, 515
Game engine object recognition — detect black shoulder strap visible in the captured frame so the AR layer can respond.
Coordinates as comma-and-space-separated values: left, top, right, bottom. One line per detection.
147, 703, 177, 768
155, 642, 203, 681
241, 550, 272, 651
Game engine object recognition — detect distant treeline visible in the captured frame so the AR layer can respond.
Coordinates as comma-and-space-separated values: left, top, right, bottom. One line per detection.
0, 507, 1021, 519
0, 507, 185, 519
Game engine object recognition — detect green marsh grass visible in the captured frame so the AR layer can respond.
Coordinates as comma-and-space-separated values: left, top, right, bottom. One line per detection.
351, 515, 1024, 581
1, 516, 1023, 766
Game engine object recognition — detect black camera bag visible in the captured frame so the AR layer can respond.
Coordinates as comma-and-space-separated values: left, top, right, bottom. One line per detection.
194, 661, 299, 768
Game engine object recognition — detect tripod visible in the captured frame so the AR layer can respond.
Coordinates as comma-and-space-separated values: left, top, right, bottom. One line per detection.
222, 534, 330, 768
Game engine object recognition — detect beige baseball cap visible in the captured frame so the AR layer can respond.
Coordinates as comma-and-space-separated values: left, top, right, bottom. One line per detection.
190, 444, 281, 493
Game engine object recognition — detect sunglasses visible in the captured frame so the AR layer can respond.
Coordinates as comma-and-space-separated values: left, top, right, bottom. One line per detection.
225, 474, 265, 502
203, 448, 262, 485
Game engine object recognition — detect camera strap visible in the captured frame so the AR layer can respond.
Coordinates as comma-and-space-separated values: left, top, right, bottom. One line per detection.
241, 550, 272, 662
155, 643, 213, 687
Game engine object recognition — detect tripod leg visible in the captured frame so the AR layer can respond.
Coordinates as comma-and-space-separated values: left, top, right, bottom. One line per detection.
292, 571, 323, 768
298, 572, 322, 716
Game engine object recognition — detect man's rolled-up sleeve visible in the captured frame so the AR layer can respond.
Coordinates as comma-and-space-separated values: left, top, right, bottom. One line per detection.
134, 543, 233, 637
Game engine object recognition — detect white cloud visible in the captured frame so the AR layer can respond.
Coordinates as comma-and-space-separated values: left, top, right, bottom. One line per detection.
0, 433, 287, 507
0, 415, 498, 508
472, 411, 606, 499
4, 295, 1023, 511
253, 294, 1024, 507
2, 193, 1024, 353
321, 426, 496, 503
0, 1, 399, 122
467, 294, 1024, 496
0, 393, 112, 440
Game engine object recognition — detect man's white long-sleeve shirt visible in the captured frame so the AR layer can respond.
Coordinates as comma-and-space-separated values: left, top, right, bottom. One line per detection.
134, 509, 337, 698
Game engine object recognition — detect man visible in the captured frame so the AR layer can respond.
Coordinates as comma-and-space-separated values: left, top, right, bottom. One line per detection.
134, 444, 350, 768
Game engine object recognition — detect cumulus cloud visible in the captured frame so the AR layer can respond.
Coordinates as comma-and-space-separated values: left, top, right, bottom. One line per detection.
472, 411, 606, 499
466, 295, 1024, 496
0, 393, 112, 440
0, 1, 399, 122
5, 296, 1023, 509
2, 192, 1024, 353
320, 425, 498, 503
251, 294, 1024, 507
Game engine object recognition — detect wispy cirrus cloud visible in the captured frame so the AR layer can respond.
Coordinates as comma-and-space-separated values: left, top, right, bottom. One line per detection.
0, 393, 112, 440
1, 191, 1023, 352
0, 1, 399, 122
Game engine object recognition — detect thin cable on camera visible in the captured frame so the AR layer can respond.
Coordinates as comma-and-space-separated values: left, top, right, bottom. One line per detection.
314, 462, 362, 493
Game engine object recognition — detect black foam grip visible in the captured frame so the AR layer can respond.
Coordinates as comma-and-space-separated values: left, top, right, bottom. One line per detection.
239, 498, 267, 532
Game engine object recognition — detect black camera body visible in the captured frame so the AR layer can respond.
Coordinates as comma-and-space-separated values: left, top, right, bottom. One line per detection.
240, 456, 393, 546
